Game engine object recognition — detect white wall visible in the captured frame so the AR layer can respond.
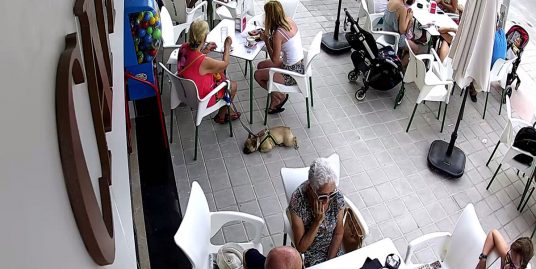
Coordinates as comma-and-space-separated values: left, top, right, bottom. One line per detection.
0, 0, 136, 268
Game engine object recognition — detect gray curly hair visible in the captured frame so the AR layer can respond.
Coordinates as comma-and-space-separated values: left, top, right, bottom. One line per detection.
308, 158, 337, 191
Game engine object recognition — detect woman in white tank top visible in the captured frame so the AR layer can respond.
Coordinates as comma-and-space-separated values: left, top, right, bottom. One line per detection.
254, 0, 304, 114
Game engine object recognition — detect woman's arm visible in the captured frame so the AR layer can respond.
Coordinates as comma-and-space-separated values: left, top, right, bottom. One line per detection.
327, 209, 344, 259
291, 200, 325, 253
441, 0, 458, 13
475, 229, 509, 269
200, 37, 232, 74
262, 31, 284, 67
397, 6, 413, 34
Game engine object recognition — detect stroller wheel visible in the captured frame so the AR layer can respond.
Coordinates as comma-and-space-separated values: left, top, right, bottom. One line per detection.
355, 88, 366, 101
348, 70, 358, 82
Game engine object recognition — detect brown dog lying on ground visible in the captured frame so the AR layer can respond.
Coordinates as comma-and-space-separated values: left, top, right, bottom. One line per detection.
243, 126, 298, 154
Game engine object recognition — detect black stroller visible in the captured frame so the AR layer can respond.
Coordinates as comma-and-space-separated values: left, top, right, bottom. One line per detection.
343, 8, 404, 103
505, 25, 529, 94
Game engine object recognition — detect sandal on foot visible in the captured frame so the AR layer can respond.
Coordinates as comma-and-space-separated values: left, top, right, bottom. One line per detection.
268, 94, 289, 114
228, 112, 241, 121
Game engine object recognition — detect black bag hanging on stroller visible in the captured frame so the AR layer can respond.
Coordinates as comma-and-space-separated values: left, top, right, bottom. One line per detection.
343, 8, 403, 102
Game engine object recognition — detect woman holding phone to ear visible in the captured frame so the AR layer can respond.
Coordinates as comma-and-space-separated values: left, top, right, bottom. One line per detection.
288, 158, 345, 267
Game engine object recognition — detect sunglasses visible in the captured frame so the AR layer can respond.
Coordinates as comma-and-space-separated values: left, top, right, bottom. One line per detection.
505, 251, 522, 269
312, 188, 338, 202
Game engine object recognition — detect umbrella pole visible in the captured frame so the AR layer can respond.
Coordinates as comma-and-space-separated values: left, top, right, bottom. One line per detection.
447, 85, 469, 155
427, 84, 467, 178
320, 0, 351, 54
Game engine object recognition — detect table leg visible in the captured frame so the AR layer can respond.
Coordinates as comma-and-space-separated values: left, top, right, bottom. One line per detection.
249, 60, 253, 124
207, 0, 214, 29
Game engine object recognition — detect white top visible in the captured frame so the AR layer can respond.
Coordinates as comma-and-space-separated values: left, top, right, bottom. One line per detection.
277, 28, 304, 66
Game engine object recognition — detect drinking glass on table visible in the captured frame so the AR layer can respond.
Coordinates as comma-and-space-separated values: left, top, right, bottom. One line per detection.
221, 26, 228, 43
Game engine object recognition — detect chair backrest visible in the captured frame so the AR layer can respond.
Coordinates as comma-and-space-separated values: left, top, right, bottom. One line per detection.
359, 0, 372, 30
280, 153, 340, 203
278, 0, 299, 18
164, 0, 187, 23
404, 39, 428, 89
174, 181, 211, 269
159, 62, 200, 110
160, 6, 177, 48
304, 31, 323, 74
443, 204, 489, 268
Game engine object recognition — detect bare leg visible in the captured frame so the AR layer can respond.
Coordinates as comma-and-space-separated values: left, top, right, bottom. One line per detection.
254, 68, 287, 109
217, 80, 238, 118
439, 41, 450, 61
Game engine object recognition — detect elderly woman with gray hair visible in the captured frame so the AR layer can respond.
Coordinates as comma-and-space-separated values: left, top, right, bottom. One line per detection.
289, 158, 345, 267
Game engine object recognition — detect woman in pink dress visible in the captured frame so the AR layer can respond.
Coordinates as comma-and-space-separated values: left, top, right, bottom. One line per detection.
178, 19, 240, 123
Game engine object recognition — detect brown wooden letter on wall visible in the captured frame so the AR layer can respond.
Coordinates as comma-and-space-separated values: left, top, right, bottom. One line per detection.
55, 0, 116, 265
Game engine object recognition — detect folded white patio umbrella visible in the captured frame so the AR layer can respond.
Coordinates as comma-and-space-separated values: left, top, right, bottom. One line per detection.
428, 0, 498, 178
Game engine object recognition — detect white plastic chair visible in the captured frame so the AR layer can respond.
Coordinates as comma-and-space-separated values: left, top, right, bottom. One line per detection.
402, 39, 453, 133
160, 63, 233, 160
159, 7, 186, 90
280, 153, 369, 247
485, 97, 536, 211
263, 31, 322, 128
175, 181, 265, 269
488, 56, 517, 116
250, 0, 299, 27
358, 0, 399, 52
213, 0, 256, 21
164, 0, 207, 28
485, 96, 533, 167
405, 204, 500, 269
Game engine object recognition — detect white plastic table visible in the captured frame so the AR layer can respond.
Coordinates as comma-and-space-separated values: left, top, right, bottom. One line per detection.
206, 19, 265, 124
307, 238, 408, 269
412, 0, 458, 36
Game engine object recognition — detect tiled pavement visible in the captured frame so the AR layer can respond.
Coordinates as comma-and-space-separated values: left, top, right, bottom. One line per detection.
162, 0, 536, 266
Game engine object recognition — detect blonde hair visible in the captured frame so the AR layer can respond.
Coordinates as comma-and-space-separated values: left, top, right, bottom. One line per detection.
188, 19, 209, 49
264, 0, 291, 35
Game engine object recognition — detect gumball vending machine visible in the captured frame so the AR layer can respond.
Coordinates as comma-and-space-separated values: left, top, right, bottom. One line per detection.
124, 0, 168, 146
124, 0, 162, 100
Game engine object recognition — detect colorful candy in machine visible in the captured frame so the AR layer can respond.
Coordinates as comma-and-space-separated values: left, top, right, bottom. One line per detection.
124, 0, 162, 100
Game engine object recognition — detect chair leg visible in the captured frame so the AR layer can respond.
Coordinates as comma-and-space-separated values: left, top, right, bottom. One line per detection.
244, 60, 248, 77
483, 91, 489, 119
160, 48, 165, 93
283, 233, 287, 246
406, 103, 418, 133
520, 187, 534, 212
306, 97, 310, 128
309, 77, 314, 107
264, 93, 270, 126
437, 102, 441, 120
460, 87, 464, 96
228, 105, 233, 137
486, 164, 502, 190
440, 103, 448, 133
486, 141, 500, 166
194, 125, 199, 161
170, 108, 174, 144
518, 176, 533, 210
499, 88, 504, 115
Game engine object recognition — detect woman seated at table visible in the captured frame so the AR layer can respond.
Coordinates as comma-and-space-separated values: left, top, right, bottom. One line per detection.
437, 26, 457, 61
475, 229, 533, 269
383, 0, 427, 67
254, 0, 304, 114
436, 0, 462, 14
289, 158, 345, 267
177, 19, 240, 124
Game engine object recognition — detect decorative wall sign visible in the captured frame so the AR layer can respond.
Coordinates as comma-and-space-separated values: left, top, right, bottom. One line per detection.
55, 0, 116, 265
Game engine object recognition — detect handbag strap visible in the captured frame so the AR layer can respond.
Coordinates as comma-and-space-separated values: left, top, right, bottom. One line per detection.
177, 53, 204, 76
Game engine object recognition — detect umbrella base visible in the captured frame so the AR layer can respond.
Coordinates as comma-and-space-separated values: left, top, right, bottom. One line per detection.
321, 32, 351, 54
427, 140, 466, 178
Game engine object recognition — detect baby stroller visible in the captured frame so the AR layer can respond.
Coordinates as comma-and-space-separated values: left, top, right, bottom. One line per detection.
505, 25, 529, 94
344, 8, 403, 102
